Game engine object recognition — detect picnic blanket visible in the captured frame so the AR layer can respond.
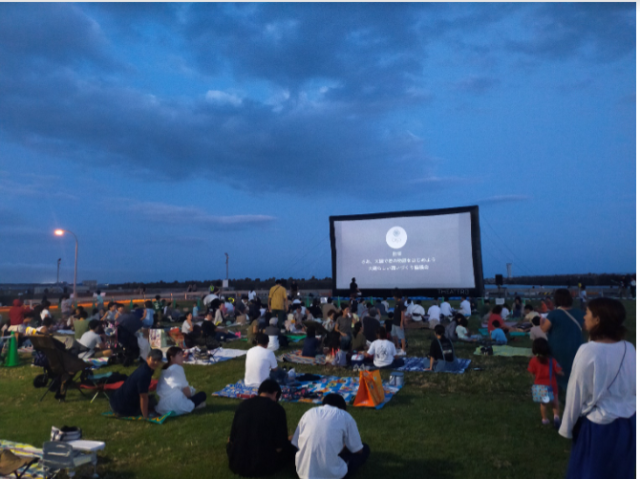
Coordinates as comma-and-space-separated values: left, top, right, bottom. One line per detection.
0, 440, 44, 479
285, 334, 306, 343
84, 357, 110, 369
393, 357, 472, 373
212, 374, 401, 409
474, 345, 533, 357
478, 328, 528, 337
180, 347, 247, 366
102, 411, 175, 424
277, 350, 326, 366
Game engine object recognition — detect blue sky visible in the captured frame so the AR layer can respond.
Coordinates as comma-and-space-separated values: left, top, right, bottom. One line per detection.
0, 2, 635, 284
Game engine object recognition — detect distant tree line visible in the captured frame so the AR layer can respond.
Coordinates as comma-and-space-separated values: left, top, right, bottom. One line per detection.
114, 277, 334, 291
488, 273, 635, 287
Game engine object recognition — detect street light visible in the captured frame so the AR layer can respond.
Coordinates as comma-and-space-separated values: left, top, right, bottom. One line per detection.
56, 258, 61, 284
54, 229, 78, 301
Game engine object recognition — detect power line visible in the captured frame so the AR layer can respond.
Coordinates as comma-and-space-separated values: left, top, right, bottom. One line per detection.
480, 213, 536, 276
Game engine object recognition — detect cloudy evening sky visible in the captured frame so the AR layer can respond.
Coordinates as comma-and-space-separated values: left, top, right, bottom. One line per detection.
0, 2, 635, 284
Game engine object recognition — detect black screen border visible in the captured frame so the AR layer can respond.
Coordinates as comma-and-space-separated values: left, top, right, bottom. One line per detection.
329, 205, 484, 298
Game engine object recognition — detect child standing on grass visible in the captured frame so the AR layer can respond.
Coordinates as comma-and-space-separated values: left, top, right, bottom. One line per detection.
528, 338, 563, 428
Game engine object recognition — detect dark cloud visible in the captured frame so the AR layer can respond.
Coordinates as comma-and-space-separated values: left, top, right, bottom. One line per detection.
109, 199, 277, 230
0, 3, 633, 200
506, 3, 635, 62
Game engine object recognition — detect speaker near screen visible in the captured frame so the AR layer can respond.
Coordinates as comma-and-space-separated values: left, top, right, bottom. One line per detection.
495, 274, 503, 286
330, 206, 484, 297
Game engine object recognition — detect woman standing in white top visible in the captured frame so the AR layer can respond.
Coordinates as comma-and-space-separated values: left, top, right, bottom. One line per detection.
559, 298, 635, 479
156, 347, 206, 415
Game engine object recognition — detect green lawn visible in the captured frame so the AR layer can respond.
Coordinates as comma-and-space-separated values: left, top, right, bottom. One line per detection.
0, 300, 635, 479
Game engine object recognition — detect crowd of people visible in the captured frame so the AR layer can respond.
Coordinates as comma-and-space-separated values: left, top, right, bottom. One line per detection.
0, 279, 635, 479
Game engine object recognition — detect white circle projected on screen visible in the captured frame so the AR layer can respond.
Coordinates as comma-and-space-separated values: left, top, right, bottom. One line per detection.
386, 226, 407, 249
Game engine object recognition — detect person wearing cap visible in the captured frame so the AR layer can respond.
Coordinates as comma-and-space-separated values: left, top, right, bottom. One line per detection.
292, 393, 369, 479
109, 349, 163, 419
227, 379, 296, 477
244, 333, 286, 387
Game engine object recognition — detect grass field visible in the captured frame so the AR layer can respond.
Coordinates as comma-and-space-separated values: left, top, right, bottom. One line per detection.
0, 300, 635, 479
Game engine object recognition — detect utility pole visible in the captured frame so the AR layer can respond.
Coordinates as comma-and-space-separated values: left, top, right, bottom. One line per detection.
56, 258, 61, 284
225, 253, 229, 281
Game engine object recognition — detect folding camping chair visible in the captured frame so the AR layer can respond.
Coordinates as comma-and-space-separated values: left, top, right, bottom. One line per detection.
30, 336, 91, 402
0, 449, 39, 479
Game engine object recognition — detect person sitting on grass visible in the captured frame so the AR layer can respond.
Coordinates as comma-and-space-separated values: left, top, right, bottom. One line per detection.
455, 315, 482, 342
487, 305, 516, 335
245, 333, 286, 387
334, 302, 353, 350
75, 320, 112, 359
366, 327, 404, 369
292, 393, 370, 479
490, 320, 508, 345
528, 338, 563, 428
301, 328, 321, 358
227, 379, 296, 477
426, 324, 458, 372
351, 322, 367, 351
201, 311, 237, 343
427, 301, 441, 329
529, 315, 547, 341
72, 310, 90, 340
109, 349, 163, 419
330, 341, 350, 367
181, 312, 201, 348
156, 346, 206, 416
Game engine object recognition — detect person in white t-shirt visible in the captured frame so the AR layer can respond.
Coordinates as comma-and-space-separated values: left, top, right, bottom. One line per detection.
77, 320, 112, 359
409, 300, 425, 322
292, 393, 370, 479
501, 305, 510, 320
244, 333, 282, 387
248, 288, 257, 302
459, 298, 472, 317
365, 327, 404, 369
156, 347, 206, 415
427, 302, 441, 329
440, 298, 453, 318
560, 298, 636, 478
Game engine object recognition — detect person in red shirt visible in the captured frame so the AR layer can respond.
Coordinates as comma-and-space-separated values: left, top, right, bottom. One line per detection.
528, 338, 564, 428
9, 299, 30, 327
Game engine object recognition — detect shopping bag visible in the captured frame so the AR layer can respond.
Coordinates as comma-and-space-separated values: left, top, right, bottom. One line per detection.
353, 369, 385, 407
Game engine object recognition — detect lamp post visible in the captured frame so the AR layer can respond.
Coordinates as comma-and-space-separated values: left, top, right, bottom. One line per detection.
56, 258, 61, 284
54, 229, 78, 301
225, 253, 229, 281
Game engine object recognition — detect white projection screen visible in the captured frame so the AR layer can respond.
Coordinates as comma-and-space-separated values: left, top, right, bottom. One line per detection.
330, 206, 484, 297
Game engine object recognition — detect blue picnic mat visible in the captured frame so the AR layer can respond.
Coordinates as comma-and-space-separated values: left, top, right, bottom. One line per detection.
478, 328, 528, 337
394, 357, 471, 373
212, 374, 401, 409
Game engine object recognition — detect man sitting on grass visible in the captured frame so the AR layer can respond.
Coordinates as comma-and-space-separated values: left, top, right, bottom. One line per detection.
365, 327, 404, 369
75, 320, 112, 359
292, 393, 370, 479
227, 379, 296, 477
109, 349, 163, 419
426, 324, 458, 372
244, 333, 286, 387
